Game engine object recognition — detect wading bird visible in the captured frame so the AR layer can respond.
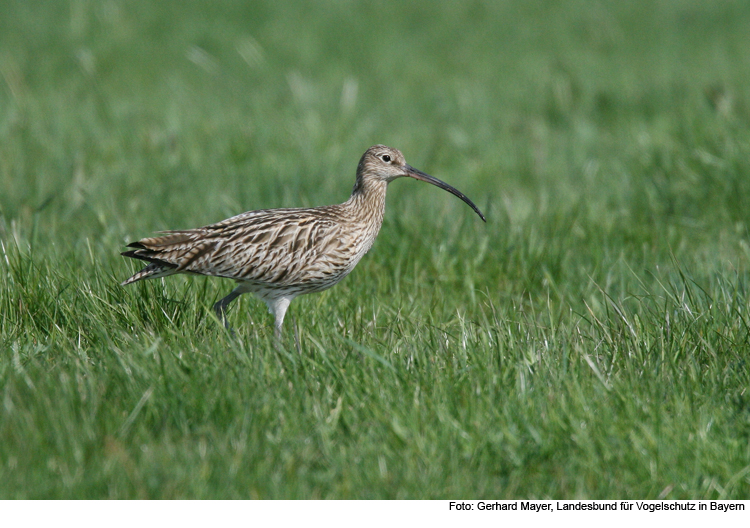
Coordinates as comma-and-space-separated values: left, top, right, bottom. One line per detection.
122, 145, 485, 338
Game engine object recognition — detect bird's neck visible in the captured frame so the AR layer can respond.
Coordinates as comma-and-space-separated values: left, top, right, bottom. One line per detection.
346, 177, 388, 230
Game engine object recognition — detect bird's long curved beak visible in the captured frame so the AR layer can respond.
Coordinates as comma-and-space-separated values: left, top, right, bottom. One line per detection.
404, 165, 486, 222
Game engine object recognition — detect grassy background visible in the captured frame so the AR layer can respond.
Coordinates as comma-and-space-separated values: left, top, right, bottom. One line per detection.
1, 0, 750, 498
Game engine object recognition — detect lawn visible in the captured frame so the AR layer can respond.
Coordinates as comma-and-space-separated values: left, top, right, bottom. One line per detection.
1, 0, 750, 498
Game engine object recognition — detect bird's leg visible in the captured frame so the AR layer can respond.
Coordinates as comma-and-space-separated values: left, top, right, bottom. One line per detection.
266, 296, 293, 344
213, 287, 244, 331
292, 314, 301, 355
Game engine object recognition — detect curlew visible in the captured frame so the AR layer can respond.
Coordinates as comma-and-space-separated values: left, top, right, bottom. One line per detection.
121, 145, 485, 338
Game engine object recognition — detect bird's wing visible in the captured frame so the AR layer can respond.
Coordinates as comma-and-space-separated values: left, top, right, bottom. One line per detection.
123, 207, 356, 286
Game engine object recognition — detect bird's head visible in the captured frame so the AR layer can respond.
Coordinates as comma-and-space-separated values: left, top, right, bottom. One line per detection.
354, 145, 486, 222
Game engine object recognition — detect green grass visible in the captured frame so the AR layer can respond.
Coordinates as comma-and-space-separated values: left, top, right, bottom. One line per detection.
2, 0, 750, 498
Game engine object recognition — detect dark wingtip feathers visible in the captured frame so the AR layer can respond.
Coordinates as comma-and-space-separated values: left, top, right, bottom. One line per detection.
125, 241, 147, 249
120, 245, 178, 288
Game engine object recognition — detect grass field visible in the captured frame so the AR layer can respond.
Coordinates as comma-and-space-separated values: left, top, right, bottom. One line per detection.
1, 0, 750, 499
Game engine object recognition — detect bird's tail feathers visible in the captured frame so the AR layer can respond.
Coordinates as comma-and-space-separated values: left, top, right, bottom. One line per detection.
121, 262, 177, 286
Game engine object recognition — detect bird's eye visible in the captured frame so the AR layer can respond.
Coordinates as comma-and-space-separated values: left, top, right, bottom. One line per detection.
382, 155, 391, 163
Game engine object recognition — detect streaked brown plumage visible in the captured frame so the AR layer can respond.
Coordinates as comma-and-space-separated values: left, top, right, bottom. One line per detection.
121, 145, 485, 338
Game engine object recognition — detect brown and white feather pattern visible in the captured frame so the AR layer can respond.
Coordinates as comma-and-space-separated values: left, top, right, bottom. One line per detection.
121, 145, 483, 337
122, 185, 386, 296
